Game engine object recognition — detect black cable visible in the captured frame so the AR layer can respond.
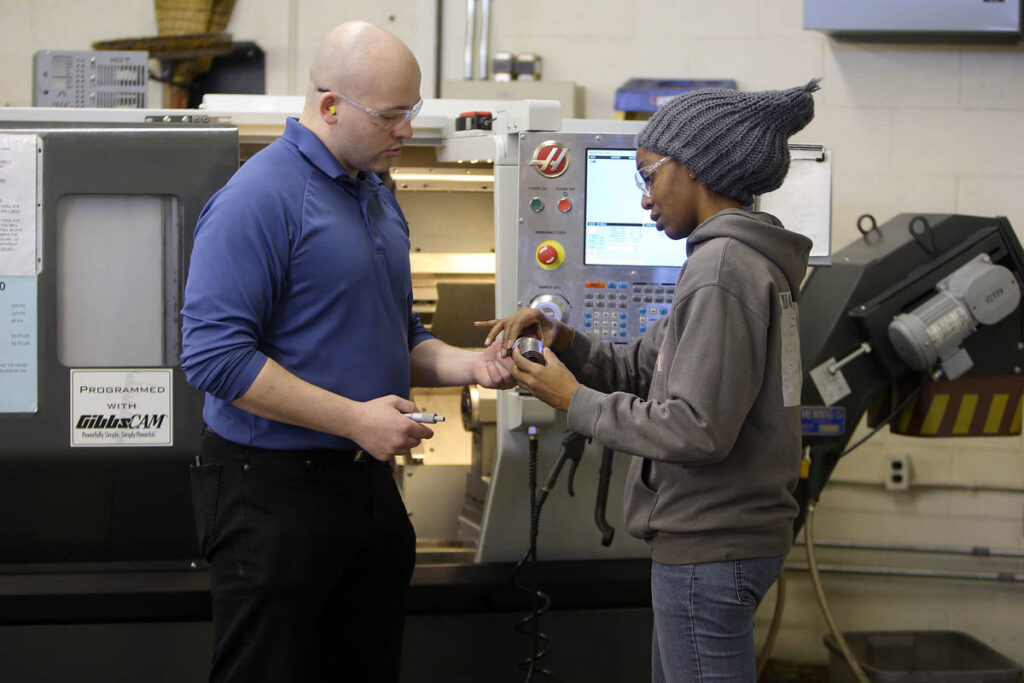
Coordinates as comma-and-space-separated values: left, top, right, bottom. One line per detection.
147, 70, 200, 90
509, 427, 553, 680
841, 377, 930, 457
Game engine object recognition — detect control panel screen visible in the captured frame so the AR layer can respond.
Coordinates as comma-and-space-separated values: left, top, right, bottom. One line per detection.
583, 149, 688, 267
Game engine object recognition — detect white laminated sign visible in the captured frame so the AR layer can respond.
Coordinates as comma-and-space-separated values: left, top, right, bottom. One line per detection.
70, 369, 173, 447
0, 134, 39, 276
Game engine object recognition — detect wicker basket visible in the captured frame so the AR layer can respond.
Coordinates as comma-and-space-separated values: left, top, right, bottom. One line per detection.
155, 0, 214, 36
208, 0, 236, 33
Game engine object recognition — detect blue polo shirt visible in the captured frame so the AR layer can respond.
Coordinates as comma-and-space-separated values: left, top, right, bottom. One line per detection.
181, 118, 434, 450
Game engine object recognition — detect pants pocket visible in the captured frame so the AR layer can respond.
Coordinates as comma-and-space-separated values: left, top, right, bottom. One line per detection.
189, 462, 222, 557
735, 555, 784, 606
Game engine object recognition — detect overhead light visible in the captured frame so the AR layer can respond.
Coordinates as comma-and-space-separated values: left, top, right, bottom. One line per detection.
391, 172, 495, 183
390, 168, 494, 183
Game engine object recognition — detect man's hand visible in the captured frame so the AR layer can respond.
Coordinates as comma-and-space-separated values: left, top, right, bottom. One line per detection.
510, 347, 579, 412
475, 307, 572, 360
472, 336, 517, 389
348, 395, 434, 461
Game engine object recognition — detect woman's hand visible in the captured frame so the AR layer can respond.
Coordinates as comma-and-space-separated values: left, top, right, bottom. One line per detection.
510, 347, 579, 413
475, 307, 573, 359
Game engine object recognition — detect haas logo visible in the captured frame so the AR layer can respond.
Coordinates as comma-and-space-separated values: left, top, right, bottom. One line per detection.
529, 141, 570, 178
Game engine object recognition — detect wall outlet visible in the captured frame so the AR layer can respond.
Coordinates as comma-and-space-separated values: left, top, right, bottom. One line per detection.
885, 454, 911, 491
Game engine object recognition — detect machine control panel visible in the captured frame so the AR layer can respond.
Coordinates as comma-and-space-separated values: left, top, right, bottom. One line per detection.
517, 132, 686, 343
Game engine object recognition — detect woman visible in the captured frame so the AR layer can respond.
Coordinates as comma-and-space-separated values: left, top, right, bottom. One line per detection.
479, 80, 820, 682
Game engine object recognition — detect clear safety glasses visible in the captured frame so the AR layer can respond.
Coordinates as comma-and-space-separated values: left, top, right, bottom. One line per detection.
317, 87, 423, 130
635, 155, 672, 197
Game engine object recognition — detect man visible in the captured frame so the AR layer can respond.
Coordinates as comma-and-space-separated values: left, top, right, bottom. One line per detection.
481, 81, 819, 681
181, 21, 513, 682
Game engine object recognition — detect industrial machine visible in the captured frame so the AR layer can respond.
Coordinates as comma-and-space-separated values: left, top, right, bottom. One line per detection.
449, 121, 832, 563
797, 213, 1024, 530
32, 50, 149, 108
790, 213, 1024, 682
0, 111, 236, 576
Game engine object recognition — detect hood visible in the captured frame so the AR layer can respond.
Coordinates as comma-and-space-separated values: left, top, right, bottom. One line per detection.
686, 208, 812, 298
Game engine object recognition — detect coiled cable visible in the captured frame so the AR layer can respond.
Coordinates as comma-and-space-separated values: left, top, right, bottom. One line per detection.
509, 427, 553, 680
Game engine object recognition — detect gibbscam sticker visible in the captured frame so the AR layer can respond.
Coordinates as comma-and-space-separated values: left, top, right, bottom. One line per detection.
71, 369, 173, 447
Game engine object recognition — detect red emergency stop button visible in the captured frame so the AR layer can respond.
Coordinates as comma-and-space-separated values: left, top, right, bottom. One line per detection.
557, 197, 572, 213
535, 240, 565, 269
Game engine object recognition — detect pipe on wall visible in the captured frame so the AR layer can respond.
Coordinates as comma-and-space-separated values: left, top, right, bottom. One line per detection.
463, 0, 476, 79
477, 0, 490, 79
786, 561, 1024, 583
796, 538, 1024, 559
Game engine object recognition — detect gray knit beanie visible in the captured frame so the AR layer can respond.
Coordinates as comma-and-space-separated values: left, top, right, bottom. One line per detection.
636, 79, 820, 205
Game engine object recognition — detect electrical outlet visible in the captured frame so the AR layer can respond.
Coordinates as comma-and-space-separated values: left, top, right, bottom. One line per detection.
884, 454, 911, 491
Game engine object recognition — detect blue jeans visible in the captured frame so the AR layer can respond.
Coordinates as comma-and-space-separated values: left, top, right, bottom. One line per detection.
651, 556, 784, 683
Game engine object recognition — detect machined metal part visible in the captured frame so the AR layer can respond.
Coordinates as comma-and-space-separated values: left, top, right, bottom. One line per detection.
511, 336, 545, 363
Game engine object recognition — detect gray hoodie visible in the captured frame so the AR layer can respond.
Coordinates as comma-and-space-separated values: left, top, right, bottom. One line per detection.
562, 209, 812, 564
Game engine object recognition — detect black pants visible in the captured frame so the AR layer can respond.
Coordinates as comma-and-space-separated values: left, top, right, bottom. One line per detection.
189, 430, 416, 683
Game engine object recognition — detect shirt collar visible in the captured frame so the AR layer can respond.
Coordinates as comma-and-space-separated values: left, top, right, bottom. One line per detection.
282, 118, 384, 189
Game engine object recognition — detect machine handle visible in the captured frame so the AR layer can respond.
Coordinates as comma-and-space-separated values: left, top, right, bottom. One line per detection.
594, 445, 615, 547
536, 431, 588, 507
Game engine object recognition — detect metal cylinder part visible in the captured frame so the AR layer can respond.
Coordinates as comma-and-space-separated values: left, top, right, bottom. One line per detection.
461, 384, 497, 430
512, 336, 545, 363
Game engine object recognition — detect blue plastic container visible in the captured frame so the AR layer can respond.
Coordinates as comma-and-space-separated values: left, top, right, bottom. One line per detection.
614, 78, 737, 113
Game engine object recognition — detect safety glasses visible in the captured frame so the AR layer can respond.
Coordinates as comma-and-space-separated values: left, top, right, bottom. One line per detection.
634, 155, 672, 197
317, 87, 422, 130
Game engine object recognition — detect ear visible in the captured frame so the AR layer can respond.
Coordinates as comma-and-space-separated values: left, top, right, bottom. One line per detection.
320, 92, 337, 122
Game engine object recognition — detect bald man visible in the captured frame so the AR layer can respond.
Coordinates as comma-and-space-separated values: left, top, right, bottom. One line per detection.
181, 21, 514, 682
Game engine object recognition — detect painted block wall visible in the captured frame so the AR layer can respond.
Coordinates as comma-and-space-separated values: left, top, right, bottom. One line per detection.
1, 0, 1022, 667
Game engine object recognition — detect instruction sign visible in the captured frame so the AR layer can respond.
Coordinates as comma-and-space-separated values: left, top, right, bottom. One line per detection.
70, 369, 173, 447
0, 134, 39, 276
0, 276, 38, 413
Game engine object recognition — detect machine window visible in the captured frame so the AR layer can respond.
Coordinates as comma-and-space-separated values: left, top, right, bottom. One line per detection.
56, 194, 181, 367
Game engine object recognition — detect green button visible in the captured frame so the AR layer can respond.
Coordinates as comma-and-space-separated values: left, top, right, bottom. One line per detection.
530, 197, 544, 212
